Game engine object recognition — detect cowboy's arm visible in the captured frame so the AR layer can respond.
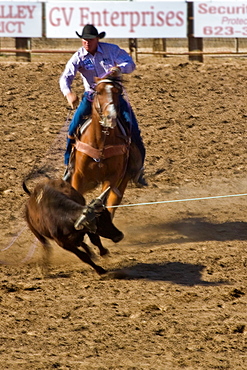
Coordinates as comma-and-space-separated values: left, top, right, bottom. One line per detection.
112, 46, 136, 74
65, 91, 79, 109
59, 52, 81, 109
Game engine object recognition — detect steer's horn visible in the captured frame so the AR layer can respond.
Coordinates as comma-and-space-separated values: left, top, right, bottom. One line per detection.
97, 186, 111, 202
74, 187, 111, 231
74, 213, 87, 230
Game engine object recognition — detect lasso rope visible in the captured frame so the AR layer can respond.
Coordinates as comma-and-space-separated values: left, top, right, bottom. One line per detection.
0, 225, 38, 265
0, 226, 27, 251
107, 192, 247, 209
2, 191, 246, 264
0, 109, 73, 262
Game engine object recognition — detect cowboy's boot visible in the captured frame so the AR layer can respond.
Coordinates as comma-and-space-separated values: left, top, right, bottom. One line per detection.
134, 167, 148, 188
63, 137, 75, 182
137, 172, 148, 187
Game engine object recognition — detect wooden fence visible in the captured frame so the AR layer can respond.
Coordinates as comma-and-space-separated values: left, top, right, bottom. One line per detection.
1, 35, 247, 63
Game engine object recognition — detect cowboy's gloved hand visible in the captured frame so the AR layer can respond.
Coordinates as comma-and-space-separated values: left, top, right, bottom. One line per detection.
110, 66, 121, 73
109, 66, 122, 80
66, 92, 79, 109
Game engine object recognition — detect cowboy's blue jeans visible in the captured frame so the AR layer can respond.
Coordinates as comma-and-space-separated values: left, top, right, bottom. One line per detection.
65, 93, 145, 165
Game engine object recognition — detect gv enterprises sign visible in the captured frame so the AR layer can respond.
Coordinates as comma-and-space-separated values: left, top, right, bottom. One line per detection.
194, 1, 247, 38
0, 2, 42, 37
46, 1, 187, 38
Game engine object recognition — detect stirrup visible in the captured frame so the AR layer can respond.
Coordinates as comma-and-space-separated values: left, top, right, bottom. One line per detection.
62, 167, 72, 182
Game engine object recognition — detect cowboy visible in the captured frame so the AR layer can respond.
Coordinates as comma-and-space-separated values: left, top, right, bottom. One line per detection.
59, 24, 147, 186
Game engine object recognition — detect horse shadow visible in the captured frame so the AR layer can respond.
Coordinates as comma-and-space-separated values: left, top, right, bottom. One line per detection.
108, 217, 247, 284
163, 218, 247, 244
122, 218, 247, 248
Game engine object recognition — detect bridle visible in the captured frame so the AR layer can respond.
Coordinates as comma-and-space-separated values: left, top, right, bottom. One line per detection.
94, 79, 123, 128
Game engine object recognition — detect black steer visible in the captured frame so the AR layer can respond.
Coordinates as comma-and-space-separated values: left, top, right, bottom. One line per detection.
23, 179, 124, 275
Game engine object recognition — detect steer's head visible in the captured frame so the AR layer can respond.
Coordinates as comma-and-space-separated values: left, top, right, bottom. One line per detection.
74, 187, 124, 243
74, 187, 110, 232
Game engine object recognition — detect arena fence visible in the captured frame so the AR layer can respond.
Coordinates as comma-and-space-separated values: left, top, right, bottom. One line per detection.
2, 36, 247, 63
1, 3, 247, 63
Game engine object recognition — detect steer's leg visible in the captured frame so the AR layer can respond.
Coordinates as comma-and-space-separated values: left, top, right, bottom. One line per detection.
80, 243, 93, 257
87, 232, 109, 256
64, 244, 107, 275
26, 220, 52, 276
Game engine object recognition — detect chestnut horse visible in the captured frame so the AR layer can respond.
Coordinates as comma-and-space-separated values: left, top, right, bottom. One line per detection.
70, 70, 142, 217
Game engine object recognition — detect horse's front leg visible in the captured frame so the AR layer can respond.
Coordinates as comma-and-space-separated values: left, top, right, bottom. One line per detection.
100, 157, 130, 217
71, 153, 95, 194
105, 180, 129, 218
71, 170, 86, 194
106, 190, 122, 218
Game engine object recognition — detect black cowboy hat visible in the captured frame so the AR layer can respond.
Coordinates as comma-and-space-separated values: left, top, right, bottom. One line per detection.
76, 24, 106, 39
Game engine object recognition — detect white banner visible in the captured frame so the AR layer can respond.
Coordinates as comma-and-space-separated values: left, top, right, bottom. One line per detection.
194, 1, 247, 38
0, 1, 42, 37
45, 1, 187, 38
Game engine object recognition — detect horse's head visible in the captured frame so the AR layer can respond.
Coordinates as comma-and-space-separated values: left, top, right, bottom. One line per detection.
94, 74, 123, 129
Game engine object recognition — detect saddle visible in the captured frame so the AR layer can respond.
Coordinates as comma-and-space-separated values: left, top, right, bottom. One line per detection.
69, 116, 143, 184
78, 116, 130, 137
74, 117, 131, 161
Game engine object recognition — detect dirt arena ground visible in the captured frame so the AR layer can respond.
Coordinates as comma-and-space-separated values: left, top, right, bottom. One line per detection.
0, 53, 246, 369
